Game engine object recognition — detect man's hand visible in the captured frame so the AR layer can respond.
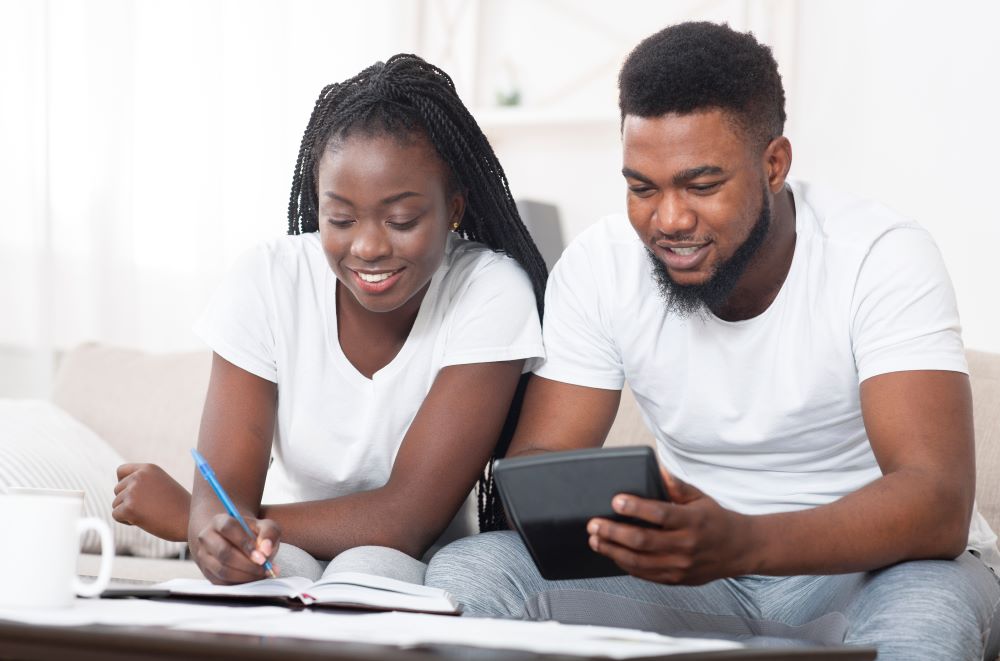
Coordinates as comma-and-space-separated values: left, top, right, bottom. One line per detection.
112, 463, 191, 542
587, 468, 755, 585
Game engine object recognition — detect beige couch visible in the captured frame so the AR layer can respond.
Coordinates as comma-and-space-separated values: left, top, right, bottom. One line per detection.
62, 344, 1000, 583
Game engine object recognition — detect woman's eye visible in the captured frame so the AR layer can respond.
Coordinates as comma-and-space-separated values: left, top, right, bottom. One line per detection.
327, 218, 354, 228
387, 217, 419, 230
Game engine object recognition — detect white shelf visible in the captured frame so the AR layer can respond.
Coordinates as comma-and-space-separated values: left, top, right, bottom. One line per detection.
474, 107, 620, 132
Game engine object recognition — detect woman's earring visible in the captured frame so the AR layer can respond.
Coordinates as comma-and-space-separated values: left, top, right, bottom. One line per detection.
451, 221, 460, 231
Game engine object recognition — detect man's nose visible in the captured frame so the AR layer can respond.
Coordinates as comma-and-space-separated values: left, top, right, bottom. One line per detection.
653, 192, 697, 238
351, 221, 392, 261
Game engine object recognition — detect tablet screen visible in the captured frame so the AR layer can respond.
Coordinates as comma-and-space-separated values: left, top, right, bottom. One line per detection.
494, 446, 668, 581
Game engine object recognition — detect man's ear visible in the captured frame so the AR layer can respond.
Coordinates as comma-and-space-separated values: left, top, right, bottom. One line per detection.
763, 136, 793, 194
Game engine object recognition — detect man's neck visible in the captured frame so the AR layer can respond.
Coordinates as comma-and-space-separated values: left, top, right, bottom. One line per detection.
712, 186, 797, 322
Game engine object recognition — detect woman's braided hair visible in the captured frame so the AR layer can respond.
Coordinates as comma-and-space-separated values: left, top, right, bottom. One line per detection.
287, 54, 547, 532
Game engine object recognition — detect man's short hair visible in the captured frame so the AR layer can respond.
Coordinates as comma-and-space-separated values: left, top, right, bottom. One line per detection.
618, 22, 786, 149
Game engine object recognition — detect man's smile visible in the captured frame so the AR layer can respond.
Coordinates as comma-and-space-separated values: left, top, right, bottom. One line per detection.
654, 241, 712, 271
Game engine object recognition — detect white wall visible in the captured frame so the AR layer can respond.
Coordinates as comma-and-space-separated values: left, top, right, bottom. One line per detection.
788, 1, 1000, 353
464, 0, 1000, 353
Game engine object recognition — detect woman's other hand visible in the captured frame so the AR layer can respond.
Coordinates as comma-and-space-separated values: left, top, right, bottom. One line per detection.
112, 463, 191, 542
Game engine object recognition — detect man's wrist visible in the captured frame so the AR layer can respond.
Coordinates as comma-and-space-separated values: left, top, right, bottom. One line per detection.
737, 512, 768, 575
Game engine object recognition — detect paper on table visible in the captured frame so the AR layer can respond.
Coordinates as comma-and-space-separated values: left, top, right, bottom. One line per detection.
0, 597, 743, 658
178, 609, 743, 658
0, 598, 288, 628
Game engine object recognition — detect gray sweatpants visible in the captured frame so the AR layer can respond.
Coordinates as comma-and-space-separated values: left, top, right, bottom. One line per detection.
273, 543, 427, 584
425, 531, 1000, 660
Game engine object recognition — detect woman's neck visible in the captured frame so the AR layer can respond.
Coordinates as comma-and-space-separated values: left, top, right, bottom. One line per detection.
335, 280, 430, 379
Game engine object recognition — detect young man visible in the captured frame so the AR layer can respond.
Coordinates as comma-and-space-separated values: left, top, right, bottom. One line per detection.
427, 22, 1000, 660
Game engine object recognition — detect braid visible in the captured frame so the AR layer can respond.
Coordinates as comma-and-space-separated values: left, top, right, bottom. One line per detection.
286, 54, 548, 532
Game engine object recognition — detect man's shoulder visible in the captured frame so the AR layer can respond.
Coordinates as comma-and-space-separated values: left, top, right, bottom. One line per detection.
574, 213, 640, 244
558, 214, 644, 271
792, 180, 924, 249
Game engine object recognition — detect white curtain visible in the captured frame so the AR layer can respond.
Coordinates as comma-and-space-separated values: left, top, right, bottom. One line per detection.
0, 0, 415, 391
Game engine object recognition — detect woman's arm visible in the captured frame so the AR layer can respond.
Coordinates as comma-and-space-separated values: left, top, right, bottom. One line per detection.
188, 352, 279, 584
260, 359, 525, 560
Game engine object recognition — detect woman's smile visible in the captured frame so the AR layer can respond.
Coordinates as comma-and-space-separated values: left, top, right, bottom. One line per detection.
351, 267, 405, 293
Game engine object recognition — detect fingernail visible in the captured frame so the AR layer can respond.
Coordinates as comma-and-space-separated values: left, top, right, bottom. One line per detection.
259, 539, 272, 555
251, 550, 265, 564
614, 496, 627, 511
589, 535, 599, 551
587, 521, 599, 534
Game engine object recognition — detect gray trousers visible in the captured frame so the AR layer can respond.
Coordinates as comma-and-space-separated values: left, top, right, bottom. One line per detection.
425, 531, 1000, 660
273, 543, 428, 584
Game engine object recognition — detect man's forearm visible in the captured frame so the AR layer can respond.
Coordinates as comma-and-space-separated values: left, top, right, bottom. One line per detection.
745, 469, 973, 575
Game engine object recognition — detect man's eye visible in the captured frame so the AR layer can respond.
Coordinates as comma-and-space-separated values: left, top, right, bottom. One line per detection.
689, 182, 721, 194
628, 186, 655, 197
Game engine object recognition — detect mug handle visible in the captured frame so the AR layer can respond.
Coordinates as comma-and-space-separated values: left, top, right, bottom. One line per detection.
73, 517, 115, 597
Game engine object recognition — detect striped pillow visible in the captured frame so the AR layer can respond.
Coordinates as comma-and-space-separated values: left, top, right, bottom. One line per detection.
0, 399, 187, 558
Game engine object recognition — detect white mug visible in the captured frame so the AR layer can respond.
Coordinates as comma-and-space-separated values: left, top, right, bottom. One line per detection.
1, 488, 115, 609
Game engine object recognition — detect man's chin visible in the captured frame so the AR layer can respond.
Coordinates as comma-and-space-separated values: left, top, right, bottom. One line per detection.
646, 250, 734, 317
659, 267, 711, 289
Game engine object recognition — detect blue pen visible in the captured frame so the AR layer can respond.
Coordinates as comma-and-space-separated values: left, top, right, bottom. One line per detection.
191, 448, 278, 579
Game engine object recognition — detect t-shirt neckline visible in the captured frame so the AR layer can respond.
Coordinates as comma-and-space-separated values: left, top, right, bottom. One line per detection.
324, 251, 448, 385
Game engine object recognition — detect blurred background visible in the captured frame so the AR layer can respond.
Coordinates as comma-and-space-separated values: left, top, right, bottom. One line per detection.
2, 0, 999, 396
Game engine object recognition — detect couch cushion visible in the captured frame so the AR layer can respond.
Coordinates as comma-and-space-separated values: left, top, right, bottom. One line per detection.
0, 399, 187, 558
605, 385, 656, 449
969, 350, 1000, 535
77, 553, 203, 584
50, 343, 211, 490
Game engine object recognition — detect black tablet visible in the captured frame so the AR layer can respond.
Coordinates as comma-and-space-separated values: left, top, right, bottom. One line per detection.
493, 446, 669, 581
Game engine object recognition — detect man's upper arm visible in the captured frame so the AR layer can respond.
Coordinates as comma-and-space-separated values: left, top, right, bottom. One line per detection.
509, 376, 621, 457
859, 369, 975, 538
514, 223, 628, 456
851, 228, 975, 538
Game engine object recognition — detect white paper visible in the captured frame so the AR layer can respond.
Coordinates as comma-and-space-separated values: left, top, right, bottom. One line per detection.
0, 598, 287, 627
178, 609, 743, 658
0, 597, 742, 658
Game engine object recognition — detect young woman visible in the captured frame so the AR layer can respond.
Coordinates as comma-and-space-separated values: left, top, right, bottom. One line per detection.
111, 54, 547, 584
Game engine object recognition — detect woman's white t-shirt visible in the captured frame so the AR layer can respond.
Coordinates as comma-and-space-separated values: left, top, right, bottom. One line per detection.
194, 231, 544, 505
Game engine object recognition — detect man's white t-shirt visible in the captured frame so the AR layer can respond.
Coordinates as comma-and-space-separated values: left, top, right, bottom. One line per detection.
536, 179, 999, 569
195, 231, 544, 505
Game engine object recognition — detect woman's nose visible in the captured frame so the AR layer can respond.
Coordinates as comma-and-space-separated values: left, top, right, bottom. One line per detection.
351, 221, 391, 262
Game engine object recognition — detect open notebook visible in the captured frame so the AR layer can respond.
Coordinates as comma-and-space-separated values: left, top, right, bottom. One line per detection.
153, 546, 459, 615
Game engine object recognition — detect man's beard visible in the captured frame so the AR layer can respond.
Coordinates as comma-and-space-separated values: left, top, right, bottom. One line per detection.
646, 191, 771, 317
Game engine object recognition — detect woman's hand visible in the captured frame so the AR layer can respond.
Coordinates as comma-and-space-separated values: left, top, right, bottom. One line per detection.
191, 514, 281, 585
586, 468, 756, 585
112, 463, 191, 542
